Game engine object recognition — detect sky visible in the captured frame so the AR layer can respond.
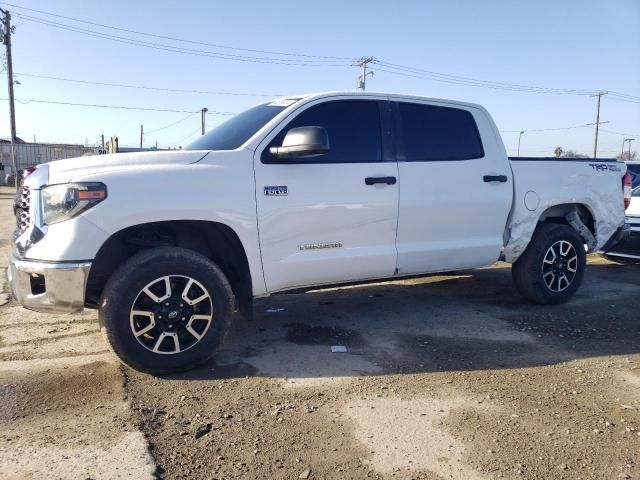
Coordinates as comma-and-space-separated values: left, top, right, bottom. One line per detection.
0, 0, 638, 157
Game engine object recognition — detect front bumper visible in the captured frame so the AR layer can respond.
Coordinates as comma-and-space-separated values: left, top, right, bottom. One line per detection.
7, 253, 91, 313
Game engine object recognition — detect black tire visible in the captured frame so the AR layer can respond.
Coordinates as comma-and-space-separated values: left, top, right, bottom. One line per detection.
512, 223, 586, 305
99, 247, 233, 375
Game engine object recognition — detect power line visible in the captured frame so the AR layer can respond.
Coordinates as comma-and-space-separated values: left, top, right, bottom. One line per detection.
601, 128, 640, 137
145, 112, 199, 135
607, 95, 640, 104
4, 2, 353, 61
14, 13, 351, 67
170, 129, 201, 146
14, 72, 283, 97
608, 90, 640, 101
376, 61, 640, 101
2, 97, 234, 114
376, 65, 594, 95
501, 124, 591, 133
377, 61, 594, 93
8, 4, 640, 102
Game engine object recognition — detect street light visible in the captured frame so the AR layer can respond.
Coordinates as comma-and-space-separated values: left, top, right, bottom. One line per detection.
517, 131, 525, 157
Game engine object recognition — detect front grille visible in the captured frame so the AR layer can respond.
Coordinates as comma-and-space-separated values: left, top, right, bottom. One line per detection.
18, 186, 30, 209
15, 186, 31, 230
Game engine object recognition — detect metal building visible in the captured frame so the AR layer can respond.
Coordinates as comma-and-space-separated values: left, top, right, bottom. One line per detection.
0, 141, 97, 184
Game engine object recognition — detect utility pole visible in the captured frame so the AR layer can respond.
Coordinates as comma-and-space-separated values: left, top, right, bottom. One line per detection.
517, 130, 525, 157
1, 8, 18, 189
139, 125, 143, 150
355, 56, 376, 91
623, 138, 635, 161
101, 134, 105, 151
201, 108, 208, 135
589, 91, 608, 158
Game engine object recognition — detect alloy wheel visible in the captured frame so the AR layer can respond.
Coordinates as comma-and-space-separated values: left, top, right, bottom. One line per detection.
129, 275, 213, 355
541, 240, 578, 292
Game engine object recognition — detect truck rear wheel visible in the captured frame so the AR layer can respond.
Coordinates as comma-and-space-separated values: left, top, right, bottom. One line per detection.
512, 223, 586, 305
99, 247, 233, 374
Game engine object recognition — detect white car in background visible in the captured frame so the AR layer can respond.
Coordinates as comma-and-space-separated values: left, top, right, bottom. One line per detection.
605, 185, 640, 260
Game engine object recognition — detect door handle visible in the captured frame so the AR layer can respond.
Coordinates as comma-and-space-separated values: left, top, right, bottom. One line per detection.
483, 175, 508, 183
365, 176, 397, 186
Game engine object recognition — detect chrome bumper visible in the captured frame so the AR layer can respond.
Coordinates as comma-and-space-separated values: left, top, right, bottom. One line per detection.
7, 253, 91, 313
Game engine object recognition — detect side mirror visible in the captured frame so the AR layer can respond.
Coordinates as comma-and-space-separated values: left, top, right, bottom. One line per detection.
269, 126, 330, 159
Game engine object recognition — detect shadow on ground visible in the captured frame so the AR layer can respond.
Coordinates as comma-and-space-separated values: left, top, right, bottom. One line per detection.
164, 262, 640, 382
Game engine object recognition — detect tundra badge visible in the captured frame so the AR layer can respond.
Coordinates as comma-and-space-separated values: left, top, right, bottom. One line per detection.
264, 186, 288, 196
299, 242, 343, 251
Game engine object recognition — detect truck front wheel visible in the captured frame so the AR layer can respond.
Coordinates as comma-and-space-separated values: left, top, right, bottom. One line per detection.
512, 223, 586, 305
99, 247, 233, 374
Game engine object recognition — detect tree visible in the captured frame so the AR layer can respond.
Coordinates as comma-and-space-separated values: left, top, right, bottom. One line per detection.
616, 151, 637, 162
555, 147, 589, 158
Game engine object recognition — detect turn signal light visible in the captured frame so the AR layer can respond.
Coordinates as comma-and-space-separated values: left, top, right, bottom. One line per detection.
623, 172, 632, 210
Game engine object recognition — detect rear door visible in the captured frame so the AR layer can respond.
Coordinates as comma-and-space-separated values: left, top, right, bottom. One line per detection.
393, 100, 512, 274
254, 97, 399, 292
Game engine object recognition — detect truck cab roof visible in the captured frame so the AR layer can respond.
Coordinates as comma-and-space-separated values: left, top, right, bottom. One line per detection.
276, 91, 486, 111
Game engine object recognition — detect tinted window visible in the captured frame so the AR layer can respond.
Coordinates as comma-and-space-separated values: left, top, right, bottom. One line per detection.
264, 100, 381, 163
398, 102, 484, 161
628, 164, 640, 189
186, 101, 296, 151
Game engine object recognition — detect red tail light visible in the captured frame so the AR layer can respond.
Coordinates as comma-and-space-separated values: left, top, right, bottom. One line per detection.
22, 165, 37, 179
623, 172, 632, 210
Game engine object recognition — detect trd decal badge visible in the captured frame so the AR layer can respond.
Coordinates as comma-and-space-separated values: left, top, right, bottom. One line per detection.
588, 163, 621, 172
264, 185, 288, 196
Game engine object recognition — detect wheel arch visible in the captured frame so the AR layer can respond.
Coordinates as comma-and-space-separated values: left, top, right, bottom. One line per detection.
85, 220, 253, 317
504, 202, 596, 263
536, 202, 595, 236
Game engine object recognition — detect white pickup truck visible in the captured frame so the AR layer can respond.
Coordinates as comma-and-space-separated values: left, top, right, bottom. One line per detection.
8, 92, 631, 374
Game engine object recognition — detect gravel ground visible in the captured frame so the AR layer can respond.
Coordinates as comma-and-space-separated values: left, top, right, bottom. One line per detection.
1, 185, 639, 479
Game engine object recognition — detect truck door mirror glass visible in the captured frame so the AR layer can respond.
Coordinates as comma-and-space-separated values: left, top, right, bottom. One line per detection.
269, 126, 330, 159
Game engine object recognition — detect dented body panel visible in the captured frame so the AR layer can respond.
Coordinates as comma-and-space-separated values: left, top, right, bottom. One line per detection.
503, 158, 627, 262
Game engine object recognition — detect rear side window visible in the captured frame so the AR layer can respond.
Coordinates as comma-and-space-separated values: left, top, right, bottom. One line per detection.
397, 102, 484, 161
263, 100, 382, 163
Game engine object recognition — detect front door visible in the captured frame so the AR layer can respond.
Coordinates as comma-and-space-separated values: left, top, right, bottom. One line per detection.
254, 97, 399, 292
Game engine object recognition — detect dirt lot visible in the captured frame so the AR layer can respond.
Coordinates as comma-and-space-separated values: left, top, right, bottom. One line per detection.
1, 185, 639, 480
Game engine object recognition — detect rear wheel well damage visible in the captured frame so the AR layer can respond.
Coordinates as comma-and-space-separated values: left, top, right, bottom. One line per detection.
536, 203, 596, 249
85, 221, 252, 318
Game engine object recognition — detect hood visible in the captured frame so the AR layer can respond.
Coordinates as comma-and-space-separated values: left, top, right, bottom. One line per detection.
45, 150, 210, 185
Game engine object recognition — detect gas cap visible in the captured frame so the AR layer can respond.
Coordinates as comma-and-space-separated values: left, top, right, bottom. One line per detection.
524, 190, 540, 211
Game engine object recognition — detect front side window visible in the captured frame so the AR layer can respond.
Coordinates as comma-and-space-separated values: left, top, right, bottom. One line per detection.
397, 102, 484, 161
263, 100, 382, 163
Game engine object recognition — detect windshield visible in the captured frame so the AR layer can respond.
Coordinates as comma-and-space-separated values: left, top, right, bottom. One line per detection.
186, 99, 299, 151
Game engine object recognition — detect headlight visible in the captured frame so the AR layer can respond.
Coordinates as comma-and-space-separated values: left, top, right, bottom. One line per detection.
41, 182, 107, 225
